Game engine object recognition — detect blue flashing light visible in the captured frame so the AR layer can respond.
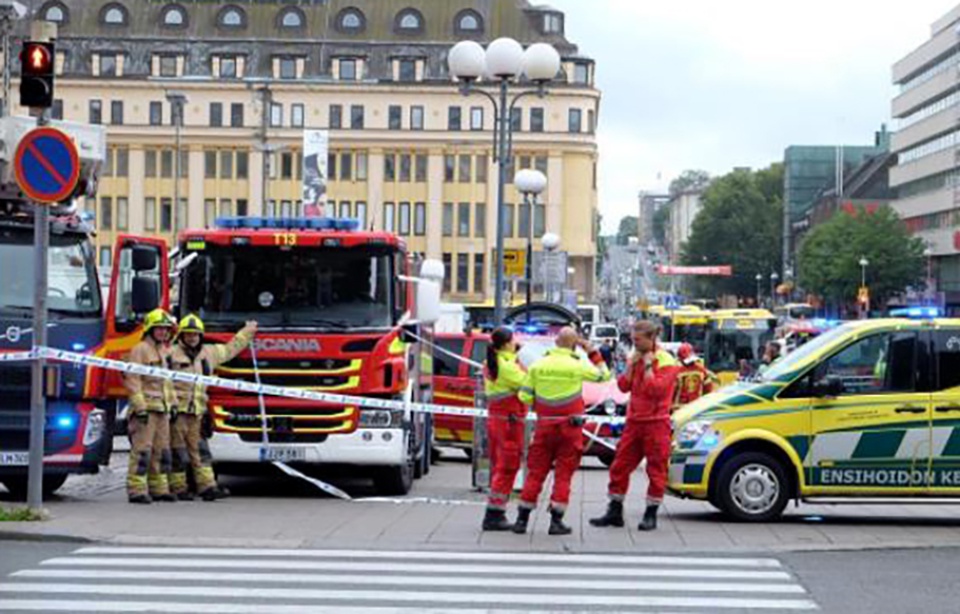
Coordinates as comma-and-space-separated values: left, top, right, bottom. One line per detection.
70, 343, 86, 351
55, 415, 75, 430
890, 306, 940, 319
215, 216, 361, 232
701, 434, 719, 448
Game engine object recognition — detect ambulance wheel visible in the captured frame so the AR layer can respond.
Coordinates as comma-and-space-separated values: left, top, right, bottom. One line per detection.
2, 474, 68, 500
716, 452, 789, 522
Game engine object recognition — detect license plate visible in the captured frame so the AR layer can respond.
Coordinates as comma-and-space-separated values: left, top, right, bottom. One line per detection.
0, 452, 29, 466
259, 446, 306, 463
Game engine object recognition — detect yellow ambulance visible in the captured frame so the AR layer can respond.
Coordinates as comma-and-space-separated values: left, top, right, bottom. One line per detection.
669, 315, 960, 521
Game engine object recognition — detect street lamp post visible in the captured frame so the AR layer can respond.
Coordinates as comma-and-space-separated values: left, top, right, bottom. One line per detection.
770, 272, 779, 307
859, 256, 869, 319
515, 169, 547, 324
755, 273, 763, 307
165, 91, 187, 229
448, 39, 560, 325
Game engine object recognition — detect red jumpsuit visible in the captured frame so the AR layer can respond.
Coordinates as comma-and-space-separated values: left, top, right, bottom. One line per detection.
674, 361, 717, 408
484, 351, 527, 510
518, 348, 611, 512
607, 348, 680, 505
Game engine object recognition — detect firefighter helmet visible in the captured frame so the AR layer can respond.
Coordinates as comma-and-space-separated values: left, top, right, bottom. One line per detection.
142, 308, 176, 335
677, 343, 694, 361
177, 314, 205, 338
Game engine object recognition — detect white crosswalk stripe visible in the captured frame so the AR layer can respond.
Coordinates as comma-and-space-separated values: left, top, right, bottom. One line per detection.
1, 545, 819, 612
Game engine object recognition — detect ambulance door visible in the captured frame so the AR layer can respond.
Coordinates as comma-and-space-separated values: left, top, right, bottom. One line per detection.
807, 331, 932, 494
929, 327, 960, 493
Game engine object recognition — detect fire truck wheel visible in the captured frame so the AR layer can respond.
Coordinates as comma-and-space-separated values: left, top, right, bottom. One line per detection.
2, 474, 68, 500
373, 462, 413, 496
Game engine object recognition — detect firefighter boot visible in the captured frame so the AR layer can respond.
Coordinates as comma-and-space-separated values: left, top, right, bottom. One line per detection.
548, 508, 572, 536
638, 505, 659, 531
177, 491, 195, 501
589, 500, 625, 528
482, 508, 513, 532
128, 494, 152, 505
512, 507, 532, 534
200, 487, 230, 502
153, 493, 177, 503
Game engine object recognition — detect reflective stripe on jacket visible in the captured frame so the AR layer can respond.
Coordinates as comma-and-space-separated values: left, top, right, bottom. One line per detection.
519, 348, 611, 417
484, 350, 527, 417
125, 338, 178, 414
169, 330, 253, 414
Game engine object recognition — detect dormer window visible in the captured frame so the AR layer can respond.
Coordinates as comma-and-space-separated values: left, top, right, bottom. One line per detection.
101, 3, 128, 26
278, 7, 304, 29
395, 8, 424, 34
337, 7, 365, 33
543, 12, 563, 34
455, 9, 483, 34
218, 5, 246, 29
161, 4, 187, 28
41, 2, 68, 24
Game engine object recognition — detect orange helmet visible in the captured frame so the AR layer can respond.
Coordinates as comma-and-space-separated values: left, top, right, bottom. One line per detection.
677, 343, 694, 361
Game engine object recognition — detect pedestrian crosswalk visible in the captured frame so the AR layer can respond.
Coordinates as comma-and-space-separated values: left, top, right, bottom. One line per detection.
0, 545, 818, 612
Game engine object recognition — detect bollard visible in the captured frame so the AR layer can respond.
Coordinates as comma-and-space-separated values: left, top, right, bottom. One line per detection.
471, 372, 489, 491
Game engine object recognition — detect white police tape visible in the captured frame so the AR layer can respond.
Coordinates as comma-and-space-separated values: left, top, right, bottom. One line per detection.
0, 350, 37, 362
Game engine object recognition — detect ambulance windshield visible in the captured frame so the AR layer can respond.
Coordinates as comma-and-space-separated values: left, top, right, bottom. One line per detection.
759, 324, 854, 382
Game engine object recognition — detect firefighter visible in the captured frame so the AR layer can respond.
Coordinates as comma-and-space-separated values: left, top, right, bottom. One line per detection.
673, 342, 718, 409
590, 320, 680, 531
125, 308, 179, 504
512, 327, 611, 536
481, 327, 527, 531
169, 315, 257, 501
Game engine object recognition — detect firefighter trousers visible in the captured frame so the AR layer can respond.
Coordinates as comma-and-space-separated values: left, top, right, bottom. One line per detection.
487, 415, 525, 509
127, 411, 172, 498
169, 414, 217, 495
519, 420, 583, 512
607, 420, 671, 505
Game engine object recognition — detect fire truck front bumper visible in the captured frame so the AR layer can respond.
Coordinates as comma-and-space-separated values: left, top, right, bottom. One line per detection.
208, 428, 407, 467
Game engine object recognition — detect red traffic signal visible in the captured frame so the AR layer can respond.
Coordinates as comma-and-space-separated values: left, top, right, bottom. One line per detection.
22, 42, 53, 75
20, 41, 55, 109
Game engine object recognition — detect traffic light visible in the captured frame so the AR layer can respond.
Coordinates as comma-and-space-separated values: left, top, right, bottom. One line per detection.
19, 41, 55, 109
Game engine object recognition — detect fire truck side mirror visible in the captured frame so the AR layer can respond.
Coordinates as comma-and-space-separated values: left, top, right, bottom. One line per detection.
131, 245, 158, 272
416, 280, 441, 324
131, 277, 160, 315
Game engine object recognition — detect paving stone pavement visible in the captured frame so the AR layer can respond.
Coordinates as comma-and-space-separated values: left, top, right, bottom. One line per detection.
2, 444, 960, 552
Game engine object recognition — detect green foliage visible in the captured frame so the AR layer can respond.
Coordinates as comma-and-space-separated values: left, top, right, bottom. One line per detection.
669, 169, 711, 197
798, 205, 925, 306
616, 216, 639, 245
0, 506, 44, 522
681, 165, 783, 297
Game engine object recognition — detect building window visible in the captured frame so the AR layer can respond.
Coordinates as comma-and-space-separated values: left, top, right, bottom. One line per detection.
455, 10, 483, 34
231, 103, 244, 127
220, 151, 233, 179
470, 107, 484, 131
504, 203, 515, 237
279, 58, 296, 79
281, 152, 294, 179
395, 8, 424, 33
569, 109, 583, 133
411, 106, 424, 130
531, 108, 545, 133
204, 199, 216, 227
398, 202, 411, 235
327, 153, 337, 181
337, 201, 350, 218
543, 12, 563, 34
145, 150, 157, 178
340, 152, 353, 181
415, 154, 428, 182
149, 101, 162, 126
101, 3, 127, 26
510, 107, 522, 132
116, 148, 129, 177
456, 254, 469, 293
473, 254, 485, 294
442, 203, 454, 236
278, 7, 304, 29
42, 2, 68, 24
110, 100, 123, 125
219, 56, 237, 79
270, 103, 283, 127
573, 63, 589, 85
476, 155, 488, 184
444, 155, 455, 182
535, 204, 546, 237
176, 198, 188, 231
336, 8, 365, 33
292, 104, 305, 128
350, 105, 364, 129
51, 99, 63, 120
339, 58, 357, 80
144, 198, 156, 231
329, 104, 342, 129
89, 100, 102, 124
448, 106, 462, 131
399, 154, 412, 183
159, 55, 178, 78
356, 153, 368, 180
209, 102, 223, 127
458, 155, 471, 183
218, 5, 246, 29
161, 150, 173, 178
442, 254, 452, 293
414, 202, 426, 236
535, 155, 548, 176
204, 150, 217, 178
102, 149, 114, 177
389, 105, 402, 130
355, 201, 367, 224
398, 59, 417, 82
100, 197, 112, 230
457, 202, 471, 237
475, 203, 486, 237
236, 151, 249, 179
161, 4, 187, 27
384, 154, 396, 182
384, 202, 396, 232
116, 197, 129, 231
99, 54, 117, 77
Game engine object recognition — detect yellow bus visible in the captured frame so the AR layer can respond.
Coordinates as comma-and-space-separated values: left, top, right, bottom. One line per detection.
659, 306, 710, 351
703, 309, 777, 385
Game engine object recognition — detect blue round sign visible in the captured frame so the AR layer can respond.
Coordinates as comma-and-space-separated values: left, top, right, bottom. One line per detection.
13, 127, 80, 204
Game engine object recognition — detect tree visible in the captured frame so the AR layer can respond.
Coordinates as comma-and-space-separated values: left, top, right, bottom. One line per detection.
798, 205, 925, 309
681, 165, 783, 297
652, 204, 670, 247
616, 216, 639, 245
669, 169, 711, 197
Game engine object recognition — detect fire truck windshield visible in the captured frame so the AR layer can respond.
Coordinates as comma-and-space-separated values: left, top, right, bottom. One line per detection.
181, 244, 396, 329
0, 228, 101, 317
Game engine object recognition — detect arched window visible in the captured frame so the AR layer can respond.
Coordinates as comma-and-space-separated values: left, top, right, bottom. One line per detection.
336, 8, 365, 33
41, 2, 67, 24
454, 10, 483, 34
278, 7, 304, 29
101, 3, 128, 26
395, 8, 424, 33
161, 4, 187, 27
217, 5, 246, 29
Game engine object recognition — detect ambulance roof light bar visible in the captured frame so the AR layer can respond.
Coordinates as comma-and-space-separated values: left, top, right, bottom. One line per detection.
889, 306, 941, 319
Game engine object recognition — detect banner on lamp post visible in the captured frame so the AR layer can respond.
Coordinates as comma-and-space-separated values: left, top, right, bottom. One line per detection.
657, 264, 733, 277
302, 130, 329, 217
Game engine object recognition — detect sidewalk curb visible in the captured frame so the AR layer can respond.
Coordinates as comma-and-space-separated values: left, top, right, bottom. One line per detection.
0, 529, 93, 544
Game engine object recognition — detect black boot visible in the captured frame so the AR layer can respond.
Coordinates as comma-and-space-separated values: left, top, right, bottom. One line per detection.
589, 500, 624, 528
512, 507, 532, 534
153, 493, 177, 503
128, 494, 152, 505
176, 492, 195, 502
638, 505, 659, 531
200, 487, 229, 502
482, 508, 513, 532
548, 508, 572, 536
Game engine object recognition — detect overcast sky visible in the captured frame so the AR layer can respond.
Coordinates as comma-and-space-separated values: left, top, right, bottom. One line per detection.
548, 0, 958, 233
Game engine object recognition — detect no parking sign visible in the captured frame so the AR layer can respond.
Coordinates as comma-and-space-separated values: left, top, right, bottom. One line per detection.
13, 127, 80, 204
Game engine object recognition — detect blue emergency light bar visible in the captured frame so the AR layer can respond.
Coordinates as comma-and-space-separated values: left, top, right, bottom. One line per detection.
214, 217, 361, 231
890, 306, 941, 319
